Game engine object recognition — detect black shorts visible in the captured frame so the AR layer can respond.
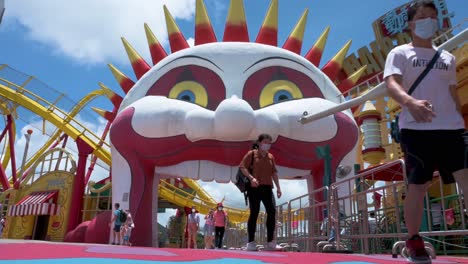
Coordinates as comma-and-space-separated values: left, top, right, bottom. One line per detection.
400, 129, 466, 185
113, 224, 121, 232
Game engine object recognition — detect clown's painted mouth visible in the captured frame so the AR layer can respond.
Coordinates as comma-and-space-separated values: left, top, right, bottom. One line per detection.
110, 106, 358, 180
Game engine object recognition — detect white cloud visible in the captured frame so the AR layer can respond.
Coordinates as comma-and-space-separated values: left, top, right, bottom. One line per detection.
5, 0, 196, 64
186, 37, 195, 48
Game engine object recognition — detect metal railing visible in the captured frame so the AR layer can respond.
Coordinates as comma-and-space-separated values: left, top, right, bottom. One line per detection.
267, 159, 467, 256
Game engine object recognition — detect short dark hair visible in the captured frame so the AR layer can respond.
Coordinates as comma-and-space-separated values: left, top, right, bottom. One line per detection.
114, 203, 120, 209
407, 0, 437, 22
257, 133, 273, 143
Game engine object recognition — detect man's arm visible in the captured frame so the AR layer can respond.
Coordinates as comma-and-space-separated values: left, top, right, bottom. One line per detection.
272, 172, 281, 197
239, 151, 259, 187
271, 157, 281, 198
449, 84, 462, 114
385, 74, 435, 122
109, 212, 116, 227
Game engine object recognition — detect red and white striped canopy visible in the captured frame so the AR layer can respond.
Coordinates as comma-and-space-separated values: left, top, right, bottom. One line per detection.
7, 191, 59, 217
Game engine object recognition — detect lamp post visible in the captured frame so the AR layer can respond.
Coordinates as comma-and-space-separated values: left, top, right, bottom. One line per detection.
315, 145, 331, 201
18, 129, 33, 184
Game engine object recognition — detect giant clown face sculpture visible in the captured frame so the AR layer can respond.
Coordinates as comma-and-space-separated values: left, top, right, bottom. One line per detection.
108, 0, 360, 247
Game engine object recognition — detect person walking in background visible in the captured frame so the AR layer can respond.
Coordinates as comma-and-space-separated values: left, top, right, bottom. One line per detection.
384, 1, 467, 262
239, 133, 282, 251
109, 203, 123, 245
123, 209, 134, 246
213, 203, 228, 249
0, 214, 5, 238
204, 208, 215, 249
187, 206, 200, 249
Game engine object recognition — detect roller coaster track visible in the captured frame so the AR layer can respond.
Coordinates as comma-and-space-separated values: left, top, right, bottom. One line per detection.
0, 74, 111, 164
0, 67, 248, 217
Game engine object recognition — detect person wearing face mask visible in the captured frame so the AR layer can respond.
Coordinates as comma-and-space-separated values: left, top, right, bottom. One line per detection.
384, 1, 467, 263
239, 133, 282, 251
187, 206, 200, 249
203, 209, 215, 249
213, 203, 228, 249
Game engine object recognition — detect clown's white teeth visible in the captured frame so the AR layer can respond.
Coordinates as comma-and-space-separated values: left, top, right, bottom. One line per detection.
155, 161, 310, 183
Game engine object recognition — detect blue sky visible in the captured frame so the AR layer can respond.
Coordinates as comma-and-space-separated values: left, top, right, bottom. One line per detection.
0, 0, 467, 222
1, 0, 466, 107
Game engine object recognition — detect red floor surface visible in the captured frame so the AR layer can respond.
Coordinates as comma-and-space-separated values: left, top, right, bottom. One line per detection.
0, 240, 467, 264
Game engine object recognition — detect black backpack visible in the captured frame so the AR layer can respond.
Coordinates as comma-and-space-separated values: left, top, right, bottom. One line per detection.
235, 150, 254, 193
119, 209, 128, 223
235, 150, 256, 206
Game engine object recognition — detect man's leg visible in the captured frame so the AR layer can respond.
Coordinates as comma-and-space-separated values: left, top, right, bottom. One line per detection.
187, 229, 192, 248
261, 187, 277, 242
218, 227, 225, 248
193, 227, 198, 249
214, 227, 219, 248
404, 183, 430, 237
115, 226, 121, 244
247, 189, 261, 242
112, 231, 116, 244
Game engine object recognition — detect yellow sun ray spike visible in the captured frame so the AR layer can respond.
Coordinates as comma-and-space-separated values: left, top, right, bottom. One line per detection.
321, 40, 352, 82
255, 0, 278, 46
107, 64, 135, 94
338, 65, 367, 93
282, 9, 309, 54
121, 37, 151, 80
304, 26, 330, 67
92, 107, 116, 122
223, 0, 249, 42
99, 82, 123, 108
144, 23, 168, 65
195, 0, 217, 45
164, 5, 190, 52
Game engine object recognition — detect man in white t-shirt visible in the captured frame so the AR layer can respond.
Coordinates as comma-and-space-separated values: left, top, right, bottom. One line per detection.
384, 1, 467, 263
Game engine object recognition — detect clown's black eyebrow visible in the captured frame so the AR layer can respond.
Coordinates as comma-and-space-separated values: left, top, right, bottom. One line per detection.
159, 55, 223, 72
244, 56, 310, 73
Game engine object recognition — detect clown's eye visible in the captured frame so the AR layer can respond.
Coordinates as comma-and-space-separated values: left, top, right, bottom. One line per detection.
259, 80, 303, 108
168, 81, 208, 107
243, 66, 323, 110
146, 65, 226, 110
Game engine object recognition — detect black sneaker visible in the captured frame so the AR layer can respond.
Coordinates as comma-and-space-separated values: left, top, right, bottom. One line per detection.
405, 235, 431, 263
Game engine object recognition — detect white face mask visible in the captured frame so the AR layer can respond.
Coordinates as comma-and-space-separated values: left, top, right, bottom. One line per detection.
218, 207, 223, 211
413, 18, 438, 39
192, 209, 196, 213
260, 143, 271, 151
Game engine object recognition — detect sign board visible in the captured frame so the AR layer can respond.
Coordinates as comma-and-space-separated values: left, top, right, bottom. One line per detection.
372, 0, 452, 42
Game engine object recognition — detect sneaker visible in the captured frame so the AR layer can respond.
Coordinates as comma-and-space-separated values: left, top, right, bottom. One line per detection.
246, 241, 257, 251
405, 235, 431, 263
265, 240, 283, 251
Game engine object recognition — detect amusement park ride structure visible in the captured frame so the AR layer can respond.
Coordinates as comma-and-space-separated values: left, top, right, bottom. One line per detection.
0, 0, 466, 254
